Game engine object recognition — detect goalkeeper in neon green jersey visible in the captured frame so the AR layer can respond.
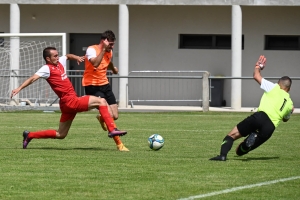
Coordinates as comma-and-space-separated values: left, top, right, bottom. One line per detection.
210, 55, 294, 161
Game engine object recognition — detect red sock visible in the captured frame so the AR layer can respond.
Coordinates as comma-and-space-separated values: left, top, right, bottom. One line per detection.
111, 118, 117, 128
102, 117, 121, 144
28, 130, 57, 139
99, 106, 115, 132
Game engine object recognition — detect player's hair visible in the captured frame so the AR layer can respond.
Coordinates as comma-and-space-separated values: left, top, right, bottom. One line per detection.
101, 30, 116, 41
43, 47, 57, 62
278, 76, 292, 89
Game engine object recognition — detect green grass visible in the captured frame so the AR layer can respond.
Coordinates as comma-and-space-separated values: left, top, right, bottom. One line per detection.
0, 111, 299, 200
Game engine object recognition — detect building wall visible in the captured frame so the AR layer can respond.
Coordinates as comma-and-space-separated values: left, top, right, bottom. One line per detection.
242, 6, 300, 107
0, 4, 299, 107
0, 4, 9, 31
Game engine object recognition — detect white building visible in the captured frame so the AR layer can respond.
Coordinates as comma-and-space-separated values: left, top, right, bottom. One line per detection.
0, 0, 299, 108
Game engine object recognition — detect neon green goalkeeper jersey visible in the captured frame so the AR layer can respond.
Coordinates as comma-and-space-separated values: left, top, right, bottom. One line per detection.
257, 79, 293, 127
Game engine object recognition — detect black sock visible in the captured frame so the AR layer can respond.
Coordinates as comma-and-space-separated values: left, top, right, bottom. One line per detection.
220, 136, 234, 157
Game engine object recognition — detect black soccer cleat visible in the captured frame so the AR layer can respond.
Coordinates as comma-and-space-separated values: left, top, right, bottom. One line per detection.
245, 132, 257, 148
235, 142, 250, 156
209, 155, 226, 161
23, 130, 32, 149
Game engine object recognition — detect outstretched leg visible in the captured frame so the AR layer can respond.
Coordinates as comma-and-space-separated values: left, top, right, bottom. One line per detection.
95, 113, 129, 151
236, 131, 272, 156
210, 126, 242, 161
22, 119, 74, 149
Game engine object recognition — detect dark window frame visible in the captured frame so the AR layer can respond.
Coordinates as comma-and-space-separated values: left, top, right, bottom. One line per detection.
265, 35, 300, 50
179, 34, 244, 50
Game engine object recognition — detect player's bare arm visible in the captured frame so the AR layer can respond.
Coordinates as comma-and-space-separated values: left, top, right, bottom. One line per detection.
66, 54, 85, 65
89, 50, 105, 67
90, 39, 110, 67
253, 55, 266, 85
108, 62, 118, 74
11, 74, 40, 98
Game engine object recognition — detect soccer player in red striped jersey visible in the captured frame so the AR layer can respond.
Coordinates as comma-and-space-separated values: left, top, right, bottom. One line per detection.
11, 47, 127, 149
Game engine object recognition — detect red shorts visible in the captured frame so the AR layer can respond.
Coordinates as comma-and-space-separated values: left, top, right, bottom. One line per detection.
59, 95, 90, 122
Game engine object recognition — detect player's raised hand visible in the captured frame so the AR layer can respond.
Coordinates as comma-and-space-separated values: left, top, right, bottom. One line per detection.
76, 56, 85, 65
103, 39, 110, 49
256, 55, 266, 70
11, 88, 20, 98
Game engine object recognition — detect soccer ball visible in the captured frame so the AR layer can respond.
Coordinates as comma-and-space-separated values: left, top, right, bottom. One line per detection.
148, 134, 164, 150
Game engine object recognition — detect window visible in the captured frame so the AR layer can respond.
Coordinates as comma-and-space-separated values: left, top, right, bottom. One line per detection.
179, 34, 244, 50
265, 35, 300, 50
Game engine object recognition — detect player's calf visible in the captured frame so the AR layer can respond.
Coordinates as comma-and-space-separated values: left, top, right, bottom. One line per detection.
96, 114, 108, 131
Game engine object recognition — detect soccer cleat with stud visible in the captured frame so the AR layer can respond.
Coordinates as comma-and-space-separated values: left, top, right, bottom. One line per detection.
108, 128, 127, 138
96, 114, 107, 131
245, 132, 257, 148
209, 155, 226, 161
117, 143, 130, 152
23, 130, 32, 149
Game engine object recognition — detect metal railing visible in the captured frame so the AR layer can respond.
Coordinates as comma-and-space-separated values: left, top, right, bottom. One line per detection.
0, 70, 210, 111
127, 71, 209, 108
1, 69, 299, 111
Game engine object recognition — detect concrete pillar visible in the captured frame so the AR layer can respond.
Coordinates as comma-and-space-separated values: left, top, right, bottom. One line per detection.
202, 71, 210, 112
231, 5, 242, 110
10, 4, 20, 105
118, 4, 129, 108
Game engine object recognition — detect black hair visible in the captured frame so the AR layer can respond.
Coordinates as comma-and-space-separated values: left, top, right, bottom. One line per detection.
100, 30, 116, 42
43, 47, 57, 62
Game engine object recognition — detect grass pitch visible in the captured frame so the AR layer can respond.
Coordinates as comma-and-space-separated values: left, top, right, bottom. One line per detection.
0, 111, 299, 200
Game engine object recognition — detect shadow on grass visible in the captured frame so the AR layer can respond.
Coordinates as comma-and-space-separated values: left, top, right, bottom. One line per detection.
26, 147, 111, 151
232, 156, 280, 161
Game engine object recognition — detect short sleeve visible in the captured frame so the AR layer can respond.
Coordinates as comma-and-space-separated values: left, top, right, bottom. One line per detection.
86, 47, 97, 61
59, 56, 68, 71
260, 78, 276, 92
35, 65, 50, 79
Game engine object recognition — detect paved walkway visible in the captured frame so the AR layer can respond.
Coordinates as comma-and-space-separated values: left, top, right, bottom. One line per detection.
118, 105, 300, 113
1, 103, 298, 114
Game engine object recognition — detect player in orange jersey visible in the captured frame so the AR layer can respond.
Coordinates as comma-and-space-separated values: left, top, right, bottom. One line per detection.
83, 30, 129, 151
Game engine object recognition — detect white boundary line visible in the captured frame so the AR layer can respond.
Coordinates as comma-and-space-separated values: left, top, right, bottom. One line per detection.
178, 176, 300, 200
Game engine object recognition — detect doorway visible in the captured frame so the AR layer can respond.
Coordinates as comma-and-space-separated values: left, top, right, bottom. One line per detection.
69, 33, 102, 96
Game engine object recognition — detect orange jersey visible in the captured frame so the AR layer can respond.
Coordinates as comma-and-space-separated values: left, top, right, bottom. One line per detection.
82, 45, 113, 86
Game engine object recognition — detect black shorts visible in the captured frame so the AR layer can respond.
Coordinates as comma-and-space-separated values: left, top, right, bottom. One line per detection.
84, 84, 117, 105
237, 111, 275, 139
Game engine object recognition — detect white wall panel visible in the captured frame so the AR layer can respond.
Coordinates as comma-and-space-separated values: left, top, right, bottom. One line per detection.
0, 4, 299, 107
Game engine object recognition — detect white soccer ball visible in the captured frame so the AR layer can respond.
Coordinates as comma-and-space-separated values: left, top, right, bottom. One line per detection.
148, 134, 164, 150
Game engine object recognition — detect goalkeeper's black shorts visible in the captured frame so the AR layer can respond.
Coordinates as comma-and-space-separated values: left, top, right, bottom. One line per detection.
237, 111, 275, 139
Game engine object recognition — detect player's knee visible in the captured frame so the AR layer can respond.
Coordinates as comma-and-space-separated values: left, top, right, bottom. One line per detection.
98, 98, 107, 105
